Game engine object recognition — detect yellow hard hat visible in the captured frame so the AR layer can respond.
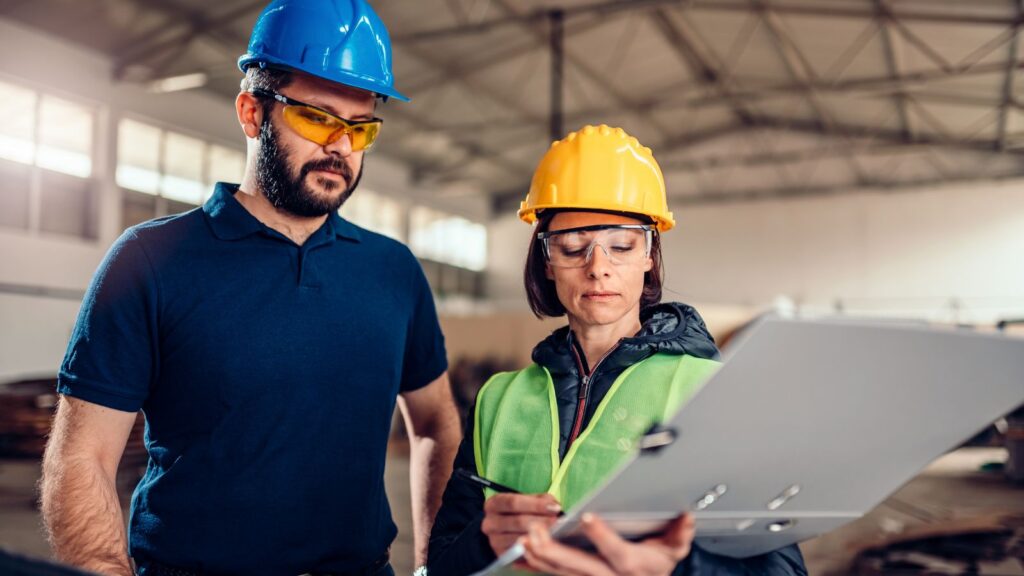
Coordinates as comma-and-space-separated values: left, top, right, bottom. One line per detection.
518, 124, 675, 232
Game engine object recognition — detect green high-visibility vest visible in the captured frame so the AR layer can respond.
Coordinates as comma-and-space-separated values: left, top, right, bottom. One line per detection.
473, 353, 720, 510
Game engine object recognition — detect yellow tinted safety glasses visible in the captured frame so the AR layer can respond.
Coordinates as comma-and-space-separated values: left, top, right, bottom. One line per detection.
252, 89, 383, 151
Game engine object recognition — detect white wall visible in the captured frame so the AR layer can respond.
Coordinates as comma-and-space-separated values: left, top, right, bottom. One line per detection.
487, 178, 1024, 326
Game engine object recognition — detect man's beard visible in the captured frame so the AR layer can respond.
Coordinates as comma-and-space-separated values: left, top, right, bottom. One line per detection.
255, 118, 363, 218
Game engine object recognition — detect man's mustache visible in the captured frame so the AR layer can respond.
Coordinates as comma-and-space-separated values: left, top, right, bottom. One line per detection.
301, 158, 353, 183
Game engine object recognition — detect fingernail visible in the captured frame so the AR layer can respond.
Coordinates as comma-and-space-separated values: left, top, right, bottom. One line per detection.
546, 504, 562, 513
582, 513, 594, 524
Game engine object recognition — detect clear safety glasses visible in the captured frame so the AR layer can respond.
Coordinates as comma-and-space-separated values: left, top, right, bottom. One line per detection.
251, 89, 383, 151
538, 224, 654, 268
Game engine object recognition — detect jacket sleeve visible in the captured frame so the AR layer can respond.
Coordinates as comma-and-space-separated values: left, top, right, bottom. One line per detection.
427, 404, 496, 576
674, 543, 808, 576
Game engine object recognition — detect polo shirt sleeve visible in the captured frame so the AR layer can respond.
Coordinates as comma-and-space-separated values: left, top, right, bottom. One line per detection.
58, 230, 159, 412
400, 255, 448, 393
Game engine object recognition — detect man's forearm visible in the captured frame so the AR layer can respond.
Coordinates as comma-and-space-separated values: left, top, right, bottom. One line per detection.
41, 454, 132, 575
408, 418, 460, 567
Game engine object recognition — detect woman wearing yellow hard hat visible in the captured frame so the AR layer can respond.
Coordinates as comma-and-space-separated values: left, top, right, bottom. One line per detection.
427, 126, 807, 575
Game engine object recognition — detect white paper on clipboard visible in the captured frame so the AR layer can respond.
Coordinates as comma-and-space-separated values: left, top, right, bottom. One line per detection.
473, 316, 1024, 575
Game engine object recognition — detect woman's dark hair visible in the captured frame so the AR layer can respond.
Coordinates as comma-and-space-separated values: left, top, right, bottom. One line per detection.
524, 210, 664, 318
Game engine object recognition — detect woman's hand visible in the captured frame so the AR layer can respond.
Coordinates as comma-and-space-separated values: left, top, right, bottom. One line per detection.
519, 512, 696, 576
481, 493, 563, 556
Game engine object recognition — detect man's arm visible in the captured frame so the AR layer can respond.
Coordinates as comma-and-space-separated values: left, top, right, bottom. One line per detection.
397, 372, 462, 568
41, 396, 138, 576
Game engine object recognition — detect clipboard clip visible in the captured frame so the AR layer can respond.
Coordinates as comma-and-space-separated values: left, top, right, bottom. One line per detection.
639, 424, 677, 454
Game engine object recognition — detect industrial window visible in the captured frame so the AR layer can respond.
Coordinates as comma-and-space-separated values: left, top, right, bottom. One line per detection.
207, 144, 246, 190
0, 160, 31, 230
161, 132, 204, 205
37, 95, 93, 178
341, 189, 405, 241
117, 118, 245, 229
409, 206, 488, 272
0, 80, 35, 166
0, 78, 97, 239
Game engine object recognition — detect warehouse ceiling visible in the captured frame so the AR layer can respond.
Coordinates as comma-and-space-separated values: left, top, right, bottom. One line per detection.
4, 0, 1024, 208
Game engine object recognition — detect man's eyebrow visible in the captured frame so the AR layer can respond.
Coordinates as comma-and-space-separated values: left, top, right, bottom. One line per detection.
306, 98, 375, 121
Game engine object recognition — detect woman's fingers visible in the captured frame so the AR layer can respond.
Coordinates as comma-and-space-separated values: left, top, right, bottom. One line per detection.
579, 513, 635, 569
644, 513, 696, 560
482, 493, 563, 556
484, 493, 562, 515
522, 523, 616, 576
481, 511, 558, 534
499, 509, 697, 575
576, 512, 695, 575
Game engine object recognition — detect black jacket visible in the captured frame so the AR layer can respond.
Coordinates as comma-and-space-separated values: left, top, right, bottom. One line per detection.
427, 303, 808, 575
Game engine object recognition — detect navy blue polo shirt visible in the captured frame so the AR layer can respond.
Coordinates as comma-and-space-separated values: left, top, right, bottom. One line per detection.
58, 183, 448, 575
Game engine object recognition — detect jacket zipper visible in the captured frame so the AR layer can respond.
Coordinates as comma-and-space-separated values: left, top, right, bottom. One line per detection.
565, 342, 617, 451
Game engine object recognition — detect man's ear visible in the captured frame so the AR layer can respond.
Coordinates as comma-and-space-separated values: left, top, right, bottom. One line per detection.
236, 92, 263, 139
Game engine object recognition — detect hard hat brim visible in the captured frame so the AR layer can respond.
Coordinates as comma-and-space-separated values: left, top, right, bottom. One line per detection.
519, 204, 675, 232
238, 55, 411, 102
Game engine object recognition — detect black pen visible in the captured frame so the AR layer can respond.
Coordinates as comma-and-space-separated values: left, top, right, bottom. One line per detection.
455, 468, 521, 494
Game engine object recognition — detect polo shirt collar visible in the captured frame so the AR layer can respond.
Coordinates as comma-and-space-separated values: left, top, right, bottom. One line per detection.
203, 183, 264, 240
203, 182, 362, 243
328, 209, 363, 242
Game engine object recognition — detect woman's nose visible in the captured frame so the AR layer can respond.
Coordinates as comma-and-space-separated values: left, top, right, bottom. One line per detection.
585, 244, 613, 277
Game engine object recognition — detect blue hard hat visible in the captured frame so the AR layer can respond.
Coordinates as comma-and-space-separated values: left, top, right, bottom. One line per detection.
238, 0, 409, 102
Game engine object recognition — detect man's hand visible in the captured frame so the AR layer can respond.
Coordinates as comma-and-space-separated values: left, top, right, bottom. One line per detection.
520, 512, 696, 576
481, 493, 562, 557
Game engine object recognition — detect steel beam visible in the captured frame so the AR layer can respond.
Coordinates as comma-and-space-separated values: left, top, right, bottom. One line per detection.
998, 1, 1024, 151
875, 0, 912, 142
655, 59, 1023, 113
549, 9, 565, 141
650, 8, 755, 126
114, 1, 261, 79
487, 0, 669, 140
751, 0, 872, 184
736, 116, 1014, 154
668, 169, 1024, 206
662, 140, 989, 172
395, 0, 1023, 45
384, 106, 534, 179
402, 13, 608, 98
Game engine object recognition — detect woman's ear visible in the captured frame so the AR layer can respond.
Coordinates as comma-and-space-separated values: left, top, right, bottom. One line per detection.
545, 263, 555, 281
643, 256, 654, 273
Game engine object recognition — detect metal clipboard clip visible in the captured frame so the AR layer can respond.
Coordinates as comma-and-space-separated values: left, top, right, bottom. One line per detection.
638, 424, 677, 454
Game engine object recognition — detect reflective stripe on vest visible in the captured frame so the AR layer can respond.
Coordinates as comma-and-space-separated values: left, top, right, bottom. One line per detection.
473, 353, 720, 510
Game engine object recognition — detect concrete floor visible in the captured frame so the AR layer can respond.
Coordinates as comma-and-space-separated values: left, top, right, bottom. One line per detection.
2, 447, 1020, 575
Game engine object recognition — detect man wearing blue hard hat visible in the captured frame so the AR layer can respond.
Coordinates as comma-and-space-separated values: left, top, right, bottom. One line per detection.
40, 2, 460, 576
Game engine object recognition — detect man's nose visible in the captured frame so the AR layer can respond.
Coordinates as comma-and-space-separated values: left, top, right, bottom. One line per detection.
324, 130, 354, 157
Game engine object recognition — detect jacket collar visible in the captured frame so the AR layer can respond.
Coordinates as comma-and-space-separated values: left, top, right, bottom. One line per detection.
532, 302, 721, 379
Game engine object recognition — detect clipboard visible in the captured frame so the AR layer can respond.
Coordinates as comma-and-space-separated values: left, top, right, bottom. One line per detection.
474, 316, 1024, 574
